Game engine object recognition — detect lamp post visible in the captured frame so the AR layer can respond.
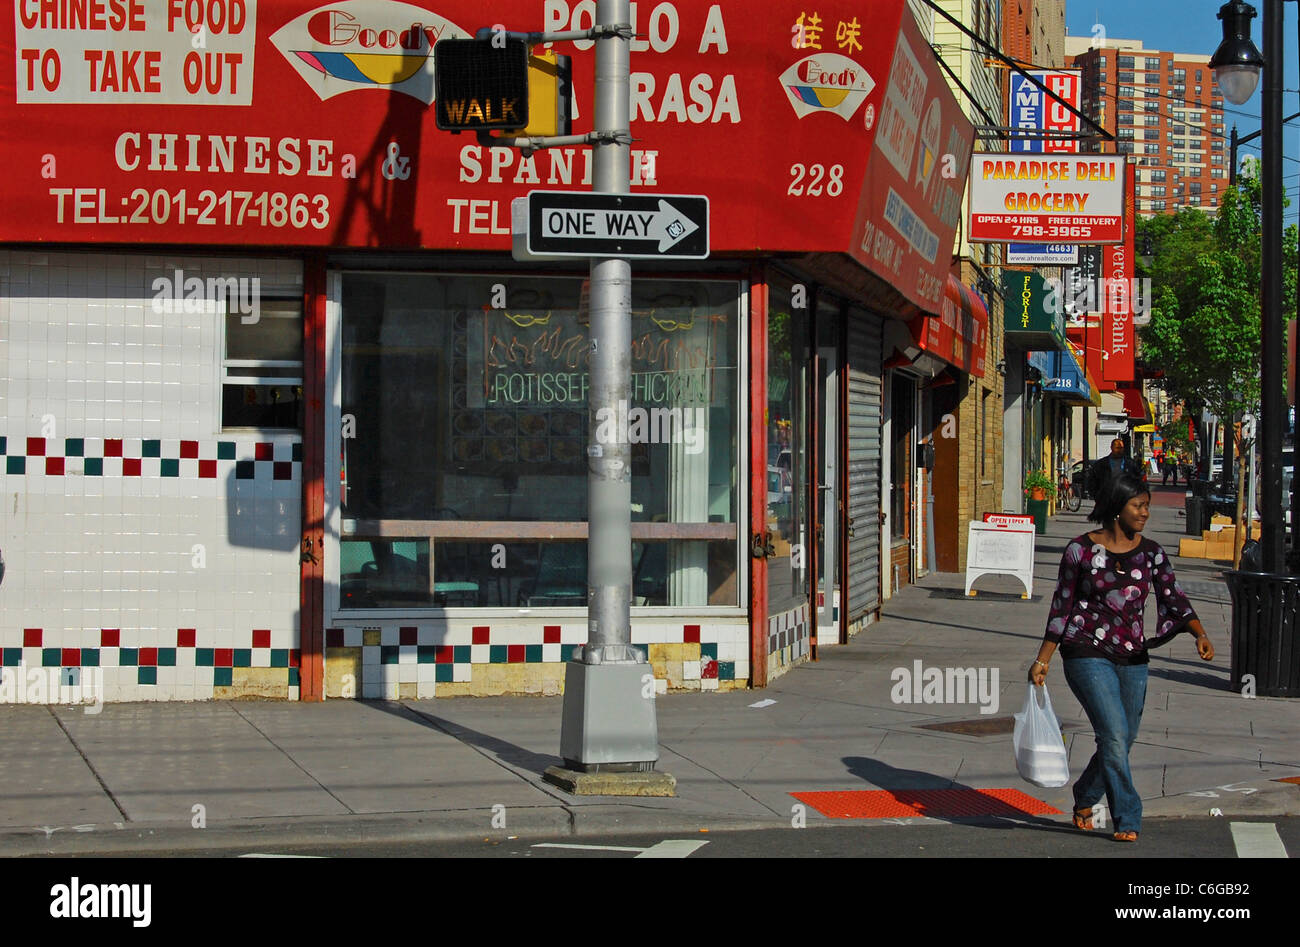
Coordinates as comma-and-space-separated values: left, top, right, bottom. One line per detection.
1211, 0, 1300, 697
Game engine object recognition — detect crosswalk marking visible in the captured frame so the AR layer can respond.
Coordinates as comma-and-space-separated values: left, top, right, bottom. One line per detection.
531, 839, 709, 858
634, 840, 708, 858
1229, 822, 1288, 858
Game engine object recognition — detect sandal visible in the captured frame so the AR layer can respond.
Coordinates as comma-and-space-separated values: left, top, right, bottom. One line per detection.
1113, 831, 1138, 842
1072, 807, 1094, 831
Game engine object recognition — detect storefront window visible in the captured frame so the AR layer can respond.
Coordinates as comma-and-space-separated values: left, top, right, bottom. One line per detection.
338, 273, 740, 609
766, 274, 810, 616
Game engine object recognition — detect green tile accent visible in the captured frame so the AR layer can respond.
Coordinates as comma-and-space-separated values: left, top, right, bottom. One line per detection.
718, 661, 735, 681
701, 643, 718, 660
435, 664, 454, 682
65, 438, 85, 457
195, 648, 214, 667
6, 456, 25, 474
525, 645, 543, 663
217, 441, 236, 460
489, 645, 508, 664
119, 648, 138, 666
417, 646, 437, 664
0, 436, 6, 454
381, 645, 399, 665
84, 457, 103, 476
453, 645, 471, 663
142, 439, 162, 457
82, 648, 100, 667
288, 668, 299, 687
42, 648, 60, 667
270, 649, 288, 668
214, 667, 232, 687
138, 667, 157, 685
233, 648, 251, 667
157, 648, 176, 667
160, 458, 179, 477
3, 648, 21, 666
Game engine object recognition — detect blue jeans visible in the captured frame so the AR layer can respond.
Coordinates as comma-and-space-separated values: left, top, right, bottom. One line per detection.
1062, 658, 1149, 834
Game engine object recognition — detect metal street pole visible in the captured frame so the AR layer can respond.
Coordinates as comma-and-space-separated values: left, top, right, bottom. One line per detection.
1260, 0, 1285, 571
548, 0, 670, 789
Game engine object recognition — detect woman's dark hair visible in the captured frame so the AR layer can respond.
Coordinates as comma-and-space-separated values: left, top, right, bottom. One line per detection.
1088, 472, 1150, 525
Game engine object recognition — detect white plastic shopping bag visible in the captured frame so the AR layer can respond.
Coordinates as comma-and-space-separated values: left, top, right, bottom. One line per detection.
1012, 684, 1070, 788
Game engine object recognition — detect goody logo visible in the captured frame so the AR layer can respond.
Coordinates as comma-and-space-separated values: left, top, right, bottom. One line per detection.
270, 0, 468, 103
779, 53, 874, 120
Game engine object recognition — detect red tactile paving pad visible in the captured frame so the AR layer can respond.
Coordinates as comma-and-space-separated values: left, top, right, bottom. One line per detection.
790, 788, 1062, 819
1274, 776, 1300, 785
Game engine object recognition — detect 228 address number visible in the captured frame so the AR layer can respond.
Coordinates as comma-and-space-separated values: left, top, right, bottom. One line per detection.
789, 163, 845, 197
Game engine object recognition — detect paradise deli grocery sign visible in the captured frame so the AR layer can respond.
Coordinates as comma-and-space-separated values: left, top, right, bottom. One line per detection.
967, 153, 1124, 245
1, 0, 972, 313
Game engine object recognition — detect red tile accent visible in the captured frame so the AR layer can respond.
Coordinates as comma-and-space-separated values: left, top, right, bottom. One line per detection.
61, 648, 80, 667
215, 648, 233, 667
683, 624, 701, 643
399, 627, 418, 646
543, 625, 562, 643
180, 440, 199, 459
255, 442, 273, 461
273, 461, 292, 480
252, 629, 271, 649
103, 439, 123, 457
45, 457, 65, 475
138, 647, 158, 667
177, 629, 196, 648
701, 659, 718, 679
289, 650, 300, 667
436, 645, 455, 663
789, 788, 1062, 820
25, 437, 45, 456
472, 625, 490, 645
326, 629, 344, 648
507, 644, 525, 663
199, 459, 217, 479
101, 629, 120, 647
23, 628, 41, 647
122, 458, 142, 476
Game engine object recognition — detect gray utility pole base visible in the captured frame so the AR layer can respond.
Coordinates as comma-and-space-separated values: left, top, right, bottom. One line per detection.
557, 660, 660, 768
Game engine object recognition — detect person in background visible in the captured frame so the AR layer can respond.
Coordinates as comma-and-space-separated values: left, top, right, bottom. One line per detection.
1087, 438, 1139, 499
1029, 473, 1215, 842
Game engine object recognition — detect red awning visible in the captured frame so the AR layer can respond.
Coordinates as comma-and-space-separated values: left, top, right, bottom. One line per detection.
1120, 386, 1149, 421
909, 276, 988, 378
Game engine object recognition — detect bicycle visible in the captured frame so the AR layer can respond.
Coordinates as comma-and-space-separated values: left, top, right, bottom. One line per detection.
1058, 474, 1082, 512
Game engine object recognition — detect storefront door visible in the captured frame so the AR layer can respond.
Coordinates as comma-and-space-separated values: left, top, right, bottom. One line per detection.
816, 344, 841, 645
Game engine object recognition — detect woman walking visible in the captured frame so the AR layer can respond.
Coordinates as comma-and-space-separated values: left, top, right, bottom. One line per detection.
1028, 473, 1215, 842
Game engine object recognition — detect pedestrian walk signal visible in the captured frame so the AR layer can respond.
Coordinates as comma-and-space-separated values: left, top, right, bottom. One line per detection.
435, 38, 530, 131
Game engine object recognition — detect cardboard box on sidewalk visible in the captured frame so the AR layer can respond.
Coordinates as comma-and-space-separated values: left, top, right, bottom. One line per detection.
1179, 538, 1207, 558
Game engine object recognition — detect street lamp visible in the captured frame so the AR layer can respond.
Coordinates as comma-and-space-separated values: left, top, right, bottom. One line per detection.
1210, 0, 1300, 697
1209, 2, 1264, 105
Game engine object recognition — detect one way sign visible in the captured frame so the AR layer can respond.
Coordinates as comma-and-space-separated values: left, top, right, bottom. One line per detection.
523, 191, 709, 259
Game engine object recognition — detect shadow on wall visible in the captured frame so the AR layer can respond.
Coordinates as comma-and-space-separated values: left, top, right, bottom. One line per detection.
225, 464, 300, 552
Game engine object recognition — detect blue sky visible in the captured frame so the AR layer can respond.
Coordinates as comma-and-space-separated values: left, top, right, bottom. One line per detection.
1065, 0, 1300, 224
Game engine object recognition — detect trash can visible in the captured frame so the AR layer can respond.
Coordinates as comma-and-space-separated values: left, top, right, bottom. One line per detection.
1184, 495, 1210, 536
1224, 570, 1300, 697
1026, 498, 1048, 535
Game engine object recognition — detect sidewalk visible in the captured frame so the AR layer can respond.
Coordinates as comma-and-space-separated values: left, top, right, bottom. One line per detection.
2, 489, 1297, 855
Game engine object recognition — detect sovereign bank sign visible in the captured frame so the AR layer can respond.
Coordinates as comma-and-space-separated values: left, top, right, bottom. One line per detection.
271, 1, 468, 103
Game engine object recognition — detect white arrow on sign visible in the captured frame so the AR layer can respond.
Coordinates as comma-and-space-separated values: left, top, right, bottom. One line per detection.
539, 199, 700, 252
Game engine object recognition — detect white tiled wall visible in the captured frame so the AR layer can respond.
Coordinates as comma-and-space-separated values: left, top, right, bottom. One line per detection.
0, 250, 303, 703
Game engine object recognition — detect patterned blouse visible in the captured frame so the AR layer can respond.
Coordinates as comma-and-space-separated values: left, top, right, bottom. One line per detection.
1044, 534, 1199, 664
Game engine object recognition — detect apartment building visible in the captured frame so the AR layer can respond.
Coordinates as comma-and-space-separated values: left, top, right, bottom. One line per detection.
1066, 36, 1227, 216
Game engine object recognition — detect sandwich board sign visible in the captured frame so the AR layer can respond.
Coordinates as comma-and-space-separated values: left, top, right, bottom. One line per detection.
965, 515, 1035, 598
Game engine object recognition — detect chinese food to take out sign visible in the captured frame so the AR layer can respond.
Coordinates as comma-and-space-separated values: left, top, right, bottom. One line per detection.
0, 0, 972, 315
968, 154, 1124, 244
